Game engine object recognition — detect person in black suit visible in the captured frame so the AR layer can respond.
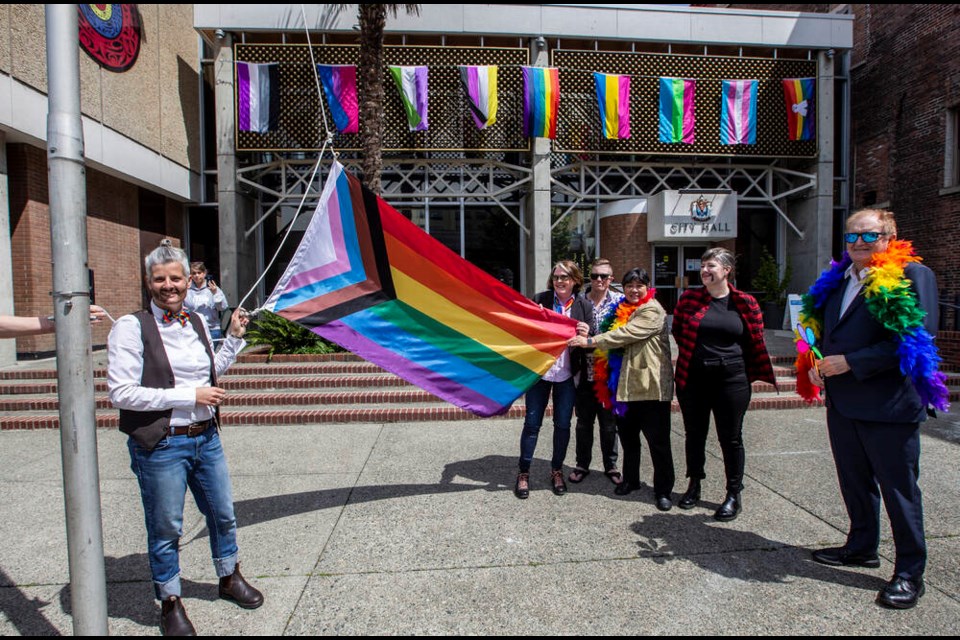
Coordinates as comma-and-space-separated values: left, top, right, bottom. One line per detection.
807, 209, 940, 610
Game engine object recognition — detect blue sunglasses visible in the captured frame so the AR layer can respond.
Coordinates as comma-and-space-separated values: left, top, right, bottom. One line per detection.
843, 231, 887, 244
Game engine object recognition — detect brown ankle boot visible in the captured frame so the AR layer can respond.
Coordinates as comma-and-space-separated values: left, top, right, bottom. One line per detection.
160, 596, 196, 636
218, 562, 264, 609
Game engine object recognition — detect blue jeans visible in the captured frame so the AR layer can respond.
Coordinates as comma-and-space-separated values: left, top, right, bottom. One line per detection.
519, 378, 576, 473
128, 428, 239, 599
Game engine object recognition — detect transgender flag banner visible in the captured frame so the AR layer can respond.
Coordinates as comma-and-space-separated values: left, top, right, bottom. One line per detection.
720, 79, 758, 145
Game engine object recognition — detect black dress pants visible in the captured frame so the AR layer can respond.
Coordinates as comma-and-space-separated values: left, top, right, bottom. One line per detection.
616, 400, 674, 496
677, 358, 751, 493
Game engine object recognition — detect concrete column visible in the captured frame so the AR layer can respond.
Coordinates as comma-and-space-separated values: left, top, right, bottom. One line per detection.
214, 34, 257, 306
787, 50, 836, 291
523, 38, 552, 296
0, 133, 14, 366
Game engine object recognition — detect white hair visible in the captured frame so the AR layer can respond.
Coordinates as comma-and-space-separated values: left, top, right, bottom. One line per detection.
144, 240, 189, 278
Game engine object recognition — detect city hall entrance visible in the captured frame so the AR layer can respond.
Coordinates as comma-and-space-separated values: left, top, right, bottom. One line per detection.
653, 244, 708, 314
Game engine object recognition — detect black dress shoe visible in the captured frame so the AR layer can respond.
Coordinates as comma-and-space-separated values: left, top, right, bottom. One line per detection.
160, 596, 196, 636
811, 546, 880, 568
713, 492, 741, 522
514, 472, 530, 499
876, 576, 924, 609
655, 495, 673, 511
219, 562, 264, 609
678, 479, 701, 510
614, 482, 638, 496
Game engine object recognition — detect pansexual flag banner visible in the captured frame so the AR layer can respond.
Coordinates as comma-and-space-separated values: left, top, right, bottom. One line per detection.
593, 72, 631, 140
459, 65, 498, 130
522, 66, 560, 139
317, 64, 359, 134
237, 62, 280, 133
783, 78, 816, 141
389, 65, 429, 131
658, 77, 695, 144
720, 79, 758, 145
263, 162, 576, 417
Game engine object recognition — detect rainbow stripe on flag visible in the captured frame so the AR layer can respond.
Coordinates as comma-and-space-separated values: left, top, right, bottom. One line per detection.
658, 77, 695, 144
317, 65, 359, 134
389, 66, 429, 131
593, 72, 630, 140
459, 65, 498, 130
263, 162, 576, 417
237, 62, 280, 133
783, 78, 815, 141
522, 67, 560, 139
720, 79, 758, 145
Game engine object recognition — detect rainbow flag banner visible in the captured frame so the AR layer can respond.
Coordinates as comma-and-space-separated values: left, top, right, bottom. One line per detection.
263, 162, 576, 417
237, 62, 280, 133
317, 64, 359, 134
522, 66, 560, 139
720, 79, 758, 145
783, 77, 816, 141
593, 72, 631, 140
658, 77, 695, 144
389, 65, 429, 131
459, 65, 498, 130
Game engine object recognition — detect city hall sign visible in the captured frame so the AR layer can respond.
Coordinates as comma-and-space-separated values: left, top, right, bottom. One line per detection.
646, 191, 737, 241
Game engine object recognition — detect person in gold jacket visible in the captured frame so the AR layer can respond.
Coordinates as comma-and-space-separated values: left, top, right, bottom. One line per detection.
568, 267, 675, 510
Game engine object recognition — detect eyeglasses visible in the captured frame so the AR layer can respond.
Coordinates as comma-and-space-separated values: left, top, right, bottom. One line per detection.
551, 274, 572, 282
843, 231, 887, 244
589, 273, 612, 281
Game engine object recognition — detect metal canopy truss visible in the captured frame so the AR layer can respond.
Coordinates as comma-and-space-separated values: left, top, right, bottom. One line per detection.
238, 157, 533, 237
549, 160, 816, 238
237, 155, 815, 239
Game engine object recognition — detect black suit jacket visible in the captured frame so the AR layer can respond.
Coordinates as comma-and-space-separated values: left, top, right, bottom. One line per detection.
821, 262, 939, 424
533, 290, 594, 384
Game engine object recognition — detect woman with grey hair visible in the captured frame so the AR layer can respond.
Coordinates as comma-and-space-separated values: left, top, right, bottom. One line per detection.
107, 241, 262, 635
671, 248, 776, 522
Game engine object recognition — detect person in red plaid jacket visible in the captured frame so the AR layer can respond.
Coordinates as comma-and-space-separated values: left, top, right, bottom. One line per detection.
671, 247, 776, 522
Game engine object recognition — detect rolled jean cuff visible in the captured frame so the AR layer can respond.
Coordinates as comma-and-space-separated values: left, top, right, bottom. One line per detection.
155, 572, 181, 600
214, 552, 239, 579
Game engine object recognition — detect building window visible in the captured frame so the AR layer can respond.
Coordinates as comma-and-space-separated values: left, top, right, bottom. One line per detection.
946, 106, 960, 189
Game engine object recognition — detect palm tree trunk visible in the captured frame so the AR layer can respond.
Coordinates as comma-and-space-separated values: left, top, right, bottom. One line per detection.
358, 4, 386, 194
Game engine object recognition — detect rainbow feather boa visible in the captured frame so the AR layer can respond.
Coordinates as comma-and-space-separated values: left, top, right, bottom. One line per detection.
796, 239, 949, 410
593, 288, 656, 417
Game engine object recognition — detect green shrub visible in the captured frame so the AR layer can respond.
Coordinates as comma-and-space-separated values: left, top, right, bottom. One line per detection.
755, 247, 792, 306
245, 310, 342, 356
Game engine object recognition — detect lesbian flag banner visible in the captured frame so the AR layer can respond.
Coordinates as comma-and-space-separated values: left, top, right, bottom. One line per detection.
459, 65, 498, 130
237, 62, 279, 133
389, 65, 429, 131
658, 77, 695, 144
720, 79, 758, 145
783, 78, 815, 141
522, 66, 560, 139
317, 64, 359, 134
263, 162, 576, 417
593, 72, 631, 140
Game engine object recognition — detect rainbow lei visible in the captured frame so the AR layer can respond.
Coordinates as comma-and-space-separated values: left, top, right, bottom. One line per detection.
796, 239, 949, 410
593, 288, 656, 417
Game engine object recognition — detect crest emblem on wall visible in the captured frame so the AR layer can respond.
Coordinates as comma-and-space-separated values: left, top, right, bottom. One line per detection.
690, 196, 714, 222
77, 4, 141, 72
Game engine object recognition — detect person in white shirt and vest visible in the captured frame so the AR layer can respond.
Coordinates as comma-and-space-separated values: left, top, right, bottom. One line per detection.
108, 241, 262, 636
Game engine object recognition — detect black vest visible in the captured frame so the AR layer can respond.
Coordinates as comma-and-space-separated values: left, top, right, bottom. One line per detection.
118, 310, 218, 450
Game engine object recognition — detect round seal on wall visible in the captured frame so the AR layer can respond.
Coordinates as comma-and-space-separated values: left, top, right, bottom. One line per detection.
77, 4, 141, 72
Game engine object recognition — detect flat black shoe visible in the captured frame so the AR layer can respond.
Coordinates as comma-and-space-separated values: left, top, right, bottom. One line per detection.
655, 495, 673, 511
614, 483, 637, 496
713, 492, 741, 522
876, 576, 924, 609
678, 480, 701, 510
514, 472, 530, 499
811, 546, 880, 568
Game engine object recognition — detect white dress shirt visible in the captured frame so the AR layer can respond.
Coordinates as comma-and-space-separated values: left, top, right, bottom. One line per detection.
108, 302, 246, 426
839, 264, 870, 318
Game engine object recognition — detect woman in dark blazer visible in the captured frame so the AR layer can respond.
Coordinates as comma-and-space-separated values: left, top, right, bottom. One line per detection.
671, 248, 776, 522
515, 260, 592, 499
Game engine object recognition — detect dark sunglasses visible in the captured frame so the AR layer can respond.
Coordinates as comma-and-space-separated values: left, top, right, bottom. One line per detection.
589, 273, 612, 280
843, 231, 887, 244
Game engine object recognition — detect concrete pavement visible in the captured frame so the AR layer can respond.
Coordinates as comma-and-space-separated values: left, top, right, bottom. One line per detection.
1, 402, 959, 635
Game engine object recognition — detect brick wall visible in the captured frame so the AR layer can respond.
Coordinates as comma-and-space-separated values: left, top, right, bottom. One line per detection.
8, 143, 186, 357
599, 213, 650, 280
939, 330, 960, 371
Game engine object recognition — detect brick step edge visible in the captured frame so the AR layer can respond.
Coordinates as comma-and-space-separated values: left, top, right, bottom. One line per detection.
0, 396, 840, 430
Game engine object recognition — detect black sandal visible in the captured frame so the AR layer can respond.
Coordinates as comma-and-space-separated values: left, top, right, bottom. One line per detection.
606, 469, 623, 485
568, 467, 590, 483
